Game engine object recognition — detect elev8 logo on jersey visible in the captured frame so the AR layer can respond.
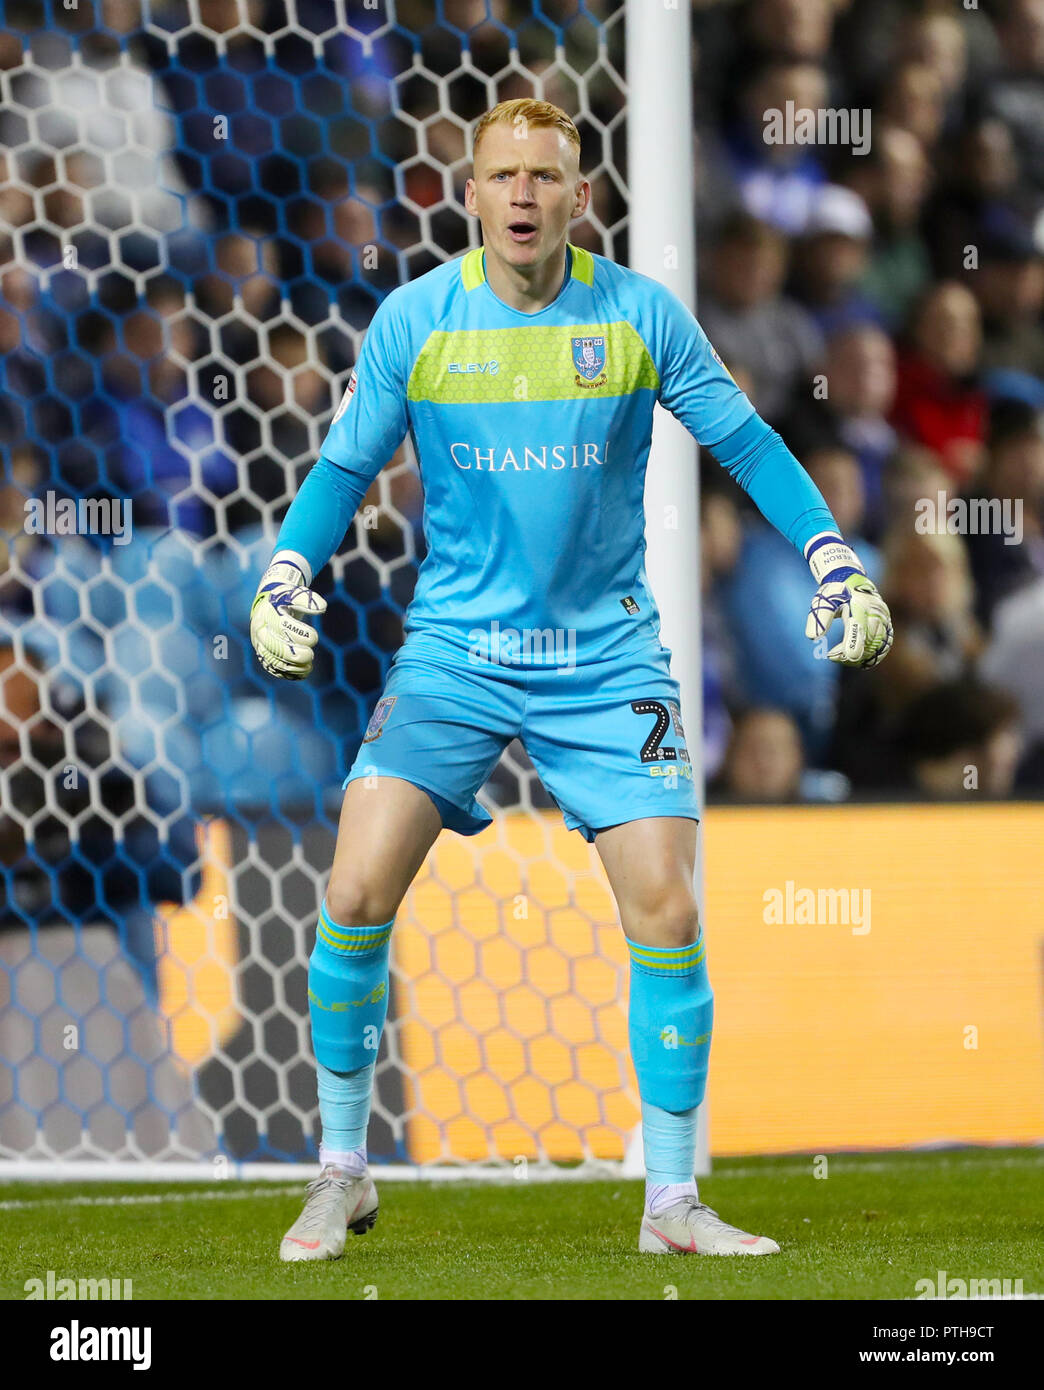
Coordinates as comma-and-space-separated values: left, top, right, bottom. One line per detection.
448, 360, 500, 374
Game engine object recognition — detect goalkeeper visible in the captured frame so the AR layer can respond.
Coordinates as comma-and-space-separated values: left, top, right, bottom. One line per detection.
252, 100, 892, 1261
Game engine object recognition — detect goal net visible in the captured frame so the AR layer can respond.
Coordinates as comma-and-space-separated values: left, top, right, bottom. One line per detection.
0, 0, 690, 1175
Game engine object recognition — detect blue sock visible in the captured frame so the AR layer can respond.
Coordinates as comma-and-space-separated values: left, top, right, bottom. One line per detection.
308, 899, 393, 1165
625, 932, 713, 1187
642, 1100, 700, 1211
316, 1061, 374, 1174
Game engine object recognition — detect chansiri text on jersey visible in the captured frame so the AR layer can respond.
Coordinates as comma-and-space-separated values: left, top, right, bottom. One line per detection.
448, 440, 611, 471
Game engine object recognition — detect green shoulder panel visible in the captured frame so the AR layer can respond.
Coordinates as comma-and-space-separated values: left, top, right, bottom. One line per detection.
568, 244, 595, 286
459, 245, 486, 291
408, 321, 659, 404
416, 242, 655, 404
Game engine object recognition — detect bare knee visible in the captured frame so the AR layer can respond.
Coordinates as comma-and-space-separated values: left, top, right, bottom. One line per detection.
324, 874, 402, 929
625, 896, 700, 949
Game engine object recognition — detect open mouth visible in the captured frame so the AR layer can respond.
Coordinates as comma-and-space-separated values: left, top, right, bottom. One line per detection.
507, 221, 538, 243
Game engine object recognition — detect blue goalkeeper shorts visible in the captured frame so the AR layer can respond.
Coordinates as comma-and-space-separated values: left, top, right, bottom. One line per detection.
343, 632, 700, 841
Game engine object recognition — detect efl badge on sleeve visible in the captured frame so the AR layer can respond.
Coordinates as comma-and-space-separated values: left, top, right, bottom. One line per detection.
709, 342, 735, 383
332, 368, 358, 424
362, 694, 396, 742
572, 335, 608, 389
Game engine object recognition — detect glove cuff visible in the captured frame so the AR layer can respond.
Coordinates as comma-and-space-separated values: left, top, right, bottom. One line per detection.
266, 549, 312, 587
804, 531, 865, 585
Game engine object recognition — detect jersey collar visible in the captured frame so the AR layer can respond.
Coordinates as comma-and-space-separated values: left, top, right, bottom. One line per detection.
460, 242, 595, 297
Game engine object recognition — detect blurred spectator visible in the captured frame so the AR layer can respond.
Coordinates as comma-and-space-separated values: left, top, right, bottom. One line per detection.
878, 60, 947, 150
896, 10, 969, 130
970, 208, 1044, 378
891, 282, 988, 482
698, 212, 823, 422
780, 323, 898, 538
834, 0, 988, 96
984, 0, 1044, 192
830, 526, 983, 789
716, 708, 805, 803
806, 445, 881, 570
881, 442, 953, 535
979, 577, 1044, 786
962, 401, 1044, 624
843, 126, 933, 330
741, 0, 836, 66
789, 184, 881, 336
703, 59, 830, 235
923, 116, 1031, 279
895, 677, 1021, 798
881, 526, 983, 692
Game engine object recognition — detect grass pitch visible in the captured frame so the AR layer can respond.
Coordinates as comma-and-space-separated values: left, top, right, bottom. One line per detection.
2, 1148, 1041, 1300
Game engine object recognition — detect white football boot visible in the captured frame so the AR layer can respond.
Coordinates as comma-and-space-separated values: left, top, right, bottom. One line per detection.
279, 1165, 379, 1262
639, 1197, 780, 1255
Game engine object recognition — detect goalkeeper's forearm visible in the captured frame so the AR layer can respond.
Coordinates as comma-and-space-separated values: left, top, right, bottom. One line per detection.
708, 413, 838, 552
707, 412, 870, 579
271, 454, 371, 581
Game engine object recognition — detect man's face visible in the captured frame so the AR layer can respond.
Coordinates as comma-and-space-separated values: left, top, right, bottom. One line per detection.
465, 121, 589, 270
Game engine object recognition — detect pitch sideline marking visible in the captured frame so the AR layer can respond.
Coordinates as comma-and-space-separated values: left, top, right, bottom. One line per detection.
0, 1184, 304, 1212
0, 1153, 1040, 1210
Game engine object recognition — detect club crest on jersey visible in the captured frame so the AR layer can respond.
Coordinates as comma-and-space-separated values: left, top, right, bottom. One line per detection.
362, 695, 396, 742
572, 335, 607, 388
332, 369, 358, 424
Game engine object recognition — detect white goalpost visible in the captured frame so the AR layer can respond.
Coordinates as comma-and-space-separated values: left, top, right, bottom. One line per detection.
624, 0, 709, 1179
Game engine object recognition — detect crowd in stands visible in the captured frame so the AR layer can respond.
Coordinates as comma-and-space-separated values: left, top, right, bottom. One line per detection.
689, 0, 1044, 800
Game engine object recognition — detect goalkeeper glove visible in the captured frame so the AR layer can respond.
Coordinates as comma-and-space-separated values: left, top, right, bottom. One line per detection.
250, 552, 326, 680
804, 534, 893, 669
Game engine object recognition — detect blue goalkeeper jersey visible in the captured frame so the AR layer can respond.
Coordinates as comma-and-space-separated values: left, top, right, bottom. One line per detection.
277, 243, 838, 666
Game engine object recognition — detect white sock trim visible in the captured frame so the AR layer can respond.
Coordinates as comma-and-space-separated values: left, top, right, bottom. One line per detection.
645, 1180, 700, 1214
319, 1143, 367, 1176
